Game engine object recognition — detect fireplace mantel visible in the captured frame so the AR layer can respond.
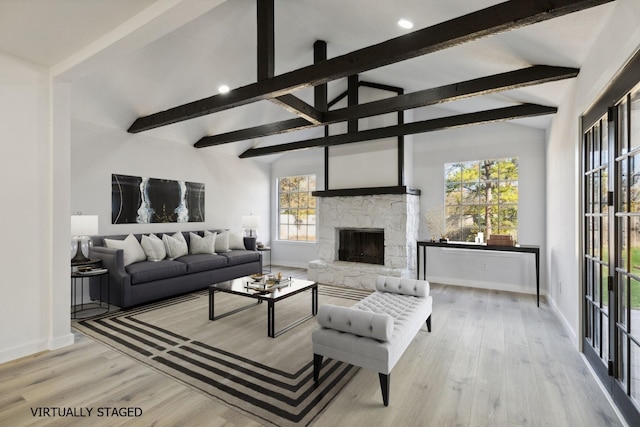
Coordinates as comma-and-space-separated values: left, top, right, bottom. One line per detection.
312, 185, 421, 198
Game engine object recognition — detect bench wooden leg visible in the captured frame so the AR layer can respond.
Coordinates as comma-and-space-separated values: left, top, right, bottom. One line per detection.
379, 373, 390, 406
426, 315, 431, 332
313, 354, 323, 383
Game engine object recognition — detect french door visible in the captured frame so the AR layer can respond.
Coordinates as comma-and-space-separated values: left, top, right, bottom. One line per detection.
582, 62, 640, 424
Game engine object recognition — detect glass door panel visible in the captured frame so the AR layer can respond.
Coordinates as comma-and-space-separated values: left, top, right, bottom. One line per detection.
582, 62, 640, 425
613, 85, 640, 417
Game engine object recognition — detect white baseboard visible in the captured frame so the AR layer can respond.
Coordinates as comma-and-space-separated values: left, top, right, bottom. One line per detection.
546, 294, 578, 348
50, 332, 75, 350
427, 275, 536, 296
0, 333, 74, 364
272, 261, 309, 269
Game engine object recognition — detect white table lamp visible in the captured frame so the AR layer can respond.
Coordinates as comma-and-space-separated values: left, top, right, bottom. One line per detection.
242, 215, 260, 238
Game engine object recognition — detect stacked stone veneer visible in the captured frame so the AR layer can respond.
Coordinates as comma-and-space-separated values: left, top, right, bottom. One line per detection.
308, 193, 420, 290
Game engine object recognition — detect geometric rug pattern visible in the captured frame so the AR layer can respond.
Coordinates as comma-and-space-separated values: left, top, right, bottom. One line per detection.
73, 285, 371, 426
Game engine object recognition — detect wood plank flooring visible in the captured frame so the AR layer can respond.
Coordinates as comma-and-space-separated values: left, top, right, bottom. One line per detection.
0, 268, 626, 426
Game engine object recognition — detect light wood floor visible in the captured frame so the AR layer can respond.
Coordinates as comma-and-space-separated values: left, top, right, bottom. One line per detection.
0, 268, 626, 427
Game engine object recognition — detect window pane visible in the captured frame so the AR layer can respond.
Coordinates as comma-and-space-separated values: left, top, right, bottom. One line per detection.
631, 219, 640, 277
631, 155, 640, 212
445, 158, 518, 242
630, 88, 640, 151
620, 216, 628, 270
277, 175, 316, 242
618, 96, 628, 155
630, 278, 640, 338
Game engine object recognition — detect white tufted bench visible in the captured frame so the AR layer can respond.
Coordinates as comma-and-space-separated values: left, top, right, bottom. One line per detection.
312, 275, 432, 406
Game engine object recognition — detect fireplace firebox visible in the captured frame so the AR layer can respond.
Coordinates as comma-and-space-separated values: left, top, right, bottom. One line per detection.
338, 228, 384, 265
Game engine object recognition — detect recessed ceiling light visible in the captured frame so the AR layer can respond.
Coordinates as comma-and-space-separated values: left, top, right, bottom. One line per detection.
397, 19, 413, 29
218, 85, 230, 94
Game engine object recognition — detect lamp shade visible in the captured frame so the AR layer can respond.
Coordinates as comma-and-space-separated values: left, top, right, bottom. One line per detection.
241, 215, 260, 229
71, 215, 99, 237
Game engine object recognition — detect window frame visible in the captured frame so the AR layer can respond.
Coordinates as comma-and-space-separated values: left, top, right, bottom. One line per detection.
276, 174, 317, 242
444, 157, 519, 242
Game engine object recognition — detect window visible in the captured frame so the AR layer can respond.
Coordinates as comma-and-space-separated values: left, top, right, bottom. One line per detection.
277, 175, 316, 241
444, 158, 518, 242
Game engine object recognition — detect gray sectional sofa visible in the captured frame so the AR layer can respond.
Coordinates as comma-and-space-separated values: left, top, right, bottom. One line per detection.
89, 230, 261, 308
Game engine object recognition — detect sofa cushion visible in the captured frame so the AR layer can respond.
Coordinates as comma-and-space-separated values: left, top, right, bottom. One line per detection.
228, 231, 245, 249
163, 232, 188, 259
105, 234, 146, 266
189, 232, 217, 255
126, 260, 188, 285
317, 304, 394, 342
141, 234, 166, 262
210, 230, 231, 252
375, 276, 429, 297
220, 250, 260, 266
177, 253, 228, 274
354, 291, 432, 355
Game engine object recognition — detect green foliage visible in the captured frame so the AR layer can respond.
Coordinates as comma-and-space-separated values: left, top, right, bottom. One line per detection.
445, 158, 519, 241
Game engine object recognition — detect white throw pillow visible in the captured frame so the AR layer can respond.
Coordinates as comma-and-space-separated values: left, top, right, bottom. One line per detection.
141, 234, 166, 262
228, 231, 245, 250
104, 234, 147, 266
208, 230, 231, 253
189, 232, 217, 255
162, 232, 188, 260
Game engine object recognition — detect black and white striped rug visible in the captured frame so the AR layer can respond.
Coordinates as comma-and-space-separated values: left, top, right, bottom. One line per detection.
74, 285, 371, 427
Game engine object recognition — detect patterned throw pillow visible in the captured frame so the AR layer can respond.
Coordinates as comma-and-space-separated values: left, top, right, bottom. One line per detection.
162, 232, 188, 260
189, 232, 217, 255
141, 234, 166, 261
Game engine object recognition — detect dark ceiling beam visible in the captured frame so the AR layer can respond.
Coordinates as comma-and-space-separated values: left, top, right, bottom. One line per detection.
128, 0, 611, 133
324, 65, 578, 123
314, 41, 328, 111
238, 103, 558, 158
194, 65, 577, 147
257, 0, 323, 125
270, 94, 323, 124
256, 0, 274, 81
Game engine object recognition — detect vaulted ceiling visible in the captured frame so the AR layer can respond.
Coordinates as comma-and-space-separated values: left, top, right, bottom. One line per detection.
2, 0, 618, 160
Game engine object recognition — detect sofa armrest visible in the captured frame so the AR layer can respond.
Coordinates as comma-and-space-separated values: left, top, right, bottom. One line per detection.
375, 276, 429, 297
90, 246, 131, 290
317, 304, 394, 342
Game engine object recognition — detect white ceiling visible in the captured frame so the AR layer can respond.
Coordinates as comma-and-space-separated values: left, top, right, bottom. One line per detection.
0, 0, 158, 66
0, 0, 618, 159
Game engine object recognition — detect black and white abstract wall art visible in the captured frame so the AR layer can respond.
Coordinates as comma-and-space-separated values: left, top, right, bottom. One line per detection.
112, 174, 205, 224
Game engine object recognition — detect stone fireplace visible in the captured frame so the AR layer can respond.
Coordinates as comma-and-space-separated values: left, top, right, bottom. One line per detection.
308, 190, 420, 290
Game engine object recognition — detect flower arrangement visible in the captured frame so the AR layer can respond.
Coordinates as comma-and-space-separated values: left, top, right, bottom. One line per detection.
424, 205, 447, 242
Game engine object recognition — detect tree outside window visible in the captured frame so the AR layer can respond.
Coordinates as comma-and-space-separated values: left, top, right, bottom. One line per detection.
444, 158, 518, 242
278, 175, 316, 241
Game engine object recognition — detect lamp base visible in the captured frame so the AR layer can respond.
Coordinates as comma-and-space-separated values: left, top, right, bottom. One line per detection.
71, 239, 91, 265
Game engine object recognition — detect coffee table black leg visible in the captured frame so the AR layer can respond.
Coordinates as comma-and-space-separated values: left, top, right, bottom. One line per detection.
209, 288, 215, 320
268, 300, 275, 338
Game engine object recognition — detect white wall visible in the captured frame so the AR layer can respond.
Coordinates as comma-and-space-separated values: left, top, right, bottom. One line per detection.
413, 120, 546, 295
0, 52, 73, 363
327, 85, 406, 189
546, 0, 640, 346
70, 120, 271, 238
